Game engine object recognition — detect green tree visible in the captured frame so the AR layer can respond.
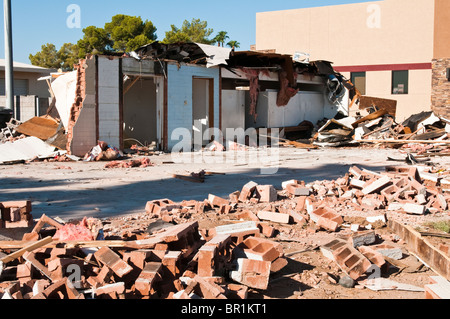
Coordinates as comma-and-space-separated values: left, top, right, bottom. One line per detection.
227, 40, 240, 50
213, 31, 229, 47
104, 14, 157, 52
163, 18, 214, 44
77, 26, 113, 57
57, 43, 80, 71
29, 43, 61, 69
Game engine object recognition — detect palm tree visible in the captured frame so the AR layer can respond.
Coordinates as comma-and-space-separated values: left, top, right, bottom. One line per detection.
213, 31, 229, 47
227, 40, 240, 50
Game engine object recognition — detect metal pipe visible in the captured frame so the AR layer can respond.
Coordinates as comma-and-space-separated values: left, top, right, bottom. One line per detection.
3, 0, 14, 111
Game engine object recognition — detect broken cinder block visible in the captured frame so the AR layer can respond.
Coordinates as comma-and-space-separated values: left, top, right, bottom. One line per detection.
320, 238, 372, 280
230, 258, 271, 290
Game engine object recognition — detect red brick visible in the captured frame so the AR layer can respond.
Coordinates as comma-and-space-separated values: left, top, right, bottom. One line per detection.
39, 279, 67, 299
123, 250, 153, 270
358, 246, 386, 269
362, 176, 392, 195
22, 252, 52, 281
95, 282, 126, 297
310, 207, 343, 232
295, 196, 308, 212
145, 199, 176, 215
193, 275, 227, 299
239, 181, 258, 202
134, 262, 162, 296
197, 245, 217, 277
270, 257, 288, 273
208, 194, 229, 207
94, 247, 133, 278
16, 262, 33, 282
0, 200, 32, 212
257, 222, 275, 238
288, 210, 306, 226
230, 258, 271, 290
255, 185, 278, 202
316, 217, 339, 232
93, 266, 115, 286
257, 211, 290, 224
226, 283, 248, 299
162, 251, 182, 278
5, 219, 34, 229
48, 258, 84, 281
219, 204, 233, 215
237, 236, 283, 262
236, 210, 260, 222
229, 191, 241, 203
65, 279, 85, 299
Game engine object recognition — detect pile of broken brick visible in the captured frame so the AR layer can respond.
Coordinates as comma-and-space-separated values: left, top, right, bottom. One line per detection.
0, 163, 449, 299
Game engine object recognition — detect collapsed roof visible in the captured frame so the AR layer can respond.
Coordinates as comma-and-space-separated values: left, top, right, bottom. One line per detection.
131, 41, 342, 78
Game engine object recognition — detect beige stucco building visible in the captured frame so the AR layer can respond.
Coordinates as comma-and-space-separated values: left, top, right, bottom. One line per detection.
255, 0, 450, 121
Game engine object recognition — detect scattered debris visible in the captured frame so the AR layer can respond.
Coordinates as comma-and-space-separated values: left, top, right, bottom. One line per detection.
105, 157, 154, 169
1, 159, 449, 299
84, 141, 123, 162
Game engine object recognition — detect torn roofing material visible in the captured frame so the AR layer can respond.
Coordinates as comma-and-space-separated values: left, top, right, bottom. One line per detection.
0, 136, 58, 164
50, 71, 78, 133
132, 41, 232, 68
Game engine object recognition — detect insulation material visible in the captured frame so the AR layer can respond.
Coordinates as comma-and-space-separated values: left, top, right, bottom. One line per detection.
51, 71, 77, 132
277, 71, 299, 107
241, 68, 261, 122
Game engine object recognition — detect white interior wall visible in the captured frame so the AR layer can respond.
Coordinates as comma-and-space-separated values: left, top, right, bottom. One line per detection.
98, 57, 120, 148
222, 90, 246, 141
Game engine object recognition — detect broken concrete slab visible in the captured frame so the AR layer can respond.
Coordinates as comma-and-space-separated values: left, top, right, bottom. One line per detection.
363, 278, 424, 292
424, 276, 450, 299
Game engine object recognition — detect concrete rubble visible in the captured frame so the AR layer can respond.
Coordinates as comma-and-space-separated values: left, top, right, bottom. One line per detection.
0, 160, 449, 300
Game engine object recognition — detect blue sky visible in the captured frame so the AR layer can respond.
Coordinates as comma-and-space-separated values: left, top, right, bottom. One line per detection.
0, 0, 373, 64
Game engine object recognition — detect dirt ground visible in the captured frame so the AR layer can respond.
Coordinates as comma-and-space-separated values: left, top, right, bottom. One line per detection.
1, 146, 449, 300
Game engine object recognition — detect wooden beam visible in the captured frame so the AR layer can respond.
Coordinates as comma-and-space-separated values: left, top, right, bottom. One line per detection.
172, 174, 205, 183
388, 220, 450, 281
123, 76, 141, 95
0, 239, 139, 251
0, 236, 53, 265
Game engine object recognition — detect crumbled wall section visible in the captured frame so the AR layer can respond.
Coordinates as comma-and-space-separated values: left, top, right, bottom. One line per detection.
70, 56, 98, 156
431, 58, 450, 117
66, 59, 87, 154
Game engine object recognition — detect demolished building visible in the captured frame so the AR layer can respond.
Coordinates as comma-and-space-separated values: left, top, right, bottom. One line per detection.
39, 42, 350, 157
